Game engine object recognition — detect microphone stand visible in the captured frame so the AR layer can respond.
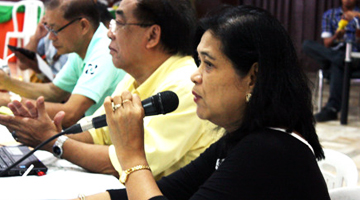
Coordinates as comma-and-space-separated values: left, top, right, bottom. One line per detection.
0, 130, 66, 177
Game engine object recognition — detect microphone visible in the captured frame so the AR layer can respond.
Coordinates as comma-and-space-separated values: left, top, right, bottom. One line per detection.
63, 91, 179, 134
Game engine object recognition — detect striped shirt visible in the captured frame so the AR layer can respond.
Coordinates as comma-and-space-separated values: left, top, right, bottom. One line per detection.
321, 6, 360, 51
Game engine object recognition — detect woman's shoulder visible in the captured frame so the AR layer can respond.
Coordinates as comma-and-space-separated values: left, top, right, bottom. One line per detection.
231, 129, 314, 158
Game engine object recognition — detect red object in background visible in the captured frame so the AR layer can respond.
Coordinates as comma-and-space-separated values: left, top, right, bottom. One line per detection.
0, 12, 25, 62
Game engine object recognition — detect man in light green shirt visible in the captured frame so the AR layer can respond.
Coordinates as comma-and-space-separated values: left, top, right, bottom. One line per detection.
0, 0, 125, 128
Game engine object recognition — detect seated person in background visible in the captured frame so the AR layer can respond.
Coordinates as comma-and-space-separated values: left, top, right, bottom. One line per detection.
15, 16, 68, 83
0, 0, 219, 179
14, 0, 112, 83
302, 0, 360, 122
85, 5, 330, 200
0, 0, 125, 128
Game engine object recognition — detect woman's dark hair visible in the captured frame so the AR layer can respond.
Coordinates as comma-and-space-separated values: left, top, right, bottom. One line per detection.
44, 0, 100, 30
133, 0, 197, 56
200, 5, 324, 160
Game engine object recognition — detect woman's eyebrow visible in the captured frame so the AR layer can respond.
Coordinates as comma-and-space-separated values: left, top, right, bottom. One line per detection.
199, 51, 216, 60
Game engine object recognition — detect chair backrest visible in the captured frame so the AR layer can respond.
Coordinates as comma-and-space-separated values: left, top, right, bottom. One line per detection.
329, 186, 360, 200
317, 149, 358, 190
12, 0, 44, 45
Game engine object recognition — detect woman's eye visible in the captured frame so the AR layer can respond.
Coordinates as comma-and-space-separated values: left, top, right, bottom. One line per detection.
204, 61, 213, 70
197, 56, 214, 71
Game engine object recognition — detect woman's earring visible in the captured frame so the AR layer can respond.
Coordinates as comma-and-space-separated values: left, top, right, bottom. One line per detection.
246, 93, 252, 103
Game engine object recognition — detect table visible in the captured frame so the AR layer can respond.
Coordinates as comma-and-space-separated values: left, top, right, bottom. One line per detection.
0, 125, 124, 200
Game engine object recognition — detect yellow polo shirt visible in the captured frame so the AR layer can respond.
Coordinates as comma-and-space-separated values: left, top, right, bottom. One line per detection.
89, 55, 221, 180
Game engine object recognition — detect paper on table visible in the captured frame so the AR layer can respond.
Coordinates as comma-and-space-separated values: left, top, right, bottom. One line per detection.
0, 170, 124, 200
0, 106, 13, 116
0, 124, 17, 145
36, 54, 54, 81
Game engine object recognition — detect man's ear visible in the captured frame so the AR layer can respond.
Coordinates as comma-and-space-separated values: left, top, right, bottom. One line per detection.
145, 24, 161, 49
79, 18, 91, 34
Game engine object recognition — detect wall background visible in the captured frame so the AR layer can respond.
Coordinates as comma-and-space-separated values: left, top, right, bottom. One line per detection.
3, 0, 358, 71
194, 0, 358, 71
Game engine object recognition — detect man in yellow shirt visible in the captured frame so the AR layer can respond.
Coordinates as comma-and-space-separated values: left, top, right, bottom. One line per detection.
0, 0, 219, 179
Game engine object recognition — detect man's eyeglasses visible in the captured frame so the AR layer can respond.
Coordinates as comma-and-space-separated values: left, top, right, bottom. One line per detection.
44, 18, 82, 36
109, 19, 154, 34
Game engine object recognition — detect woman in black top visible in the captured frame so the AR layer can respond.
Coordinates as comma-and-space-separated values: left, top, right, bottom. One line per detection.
88, 4, 330, 200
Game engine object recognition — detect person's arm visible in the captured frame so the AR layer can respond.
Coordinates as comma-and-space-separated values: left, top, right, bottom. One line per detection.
101, 132, 221, 200
0, 70, 93, 127
14, 51, 40, 72
0, 70, 67, 101
24, 94, 94, 128
2, 97, 119, 176
344, 10, 360, 21
16, 17, 48, 72
103, 84, 215, 179
25, 16, 48, 51
56, 135, 119, 176
0, 77, 93, 127
321, 9, 345, 48
104, 92, 163, 199
323, 29, 345, 48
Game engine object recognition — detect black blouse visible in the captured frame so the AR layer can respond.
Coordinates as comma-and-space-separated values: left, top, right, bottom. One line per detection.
108, 129, 330, 200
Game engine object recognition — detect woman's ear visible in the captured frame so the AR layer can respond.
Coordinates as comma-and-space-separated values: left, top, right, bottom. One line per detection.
145, 25, 161, 49
249, 62, 258, 88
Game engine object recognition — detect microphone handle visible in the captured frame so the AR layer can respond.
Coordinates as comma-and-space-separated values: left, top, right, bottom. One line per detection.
92, 115, 107, 129
63, 93, 166, 134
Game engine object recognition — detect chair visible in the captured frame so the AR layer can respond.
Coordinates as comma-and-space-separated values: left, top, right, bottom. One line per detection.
340, 42, 360, 124
316, 62, 360, 112
317, 148, 358, 190
329, 186, 360, 200
315, 61, 331, 112
3, 0, 44, 60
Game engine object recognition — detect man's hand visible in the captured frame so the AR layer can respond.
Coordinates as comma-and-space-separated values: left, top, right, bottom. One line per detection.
0, 96, 65, 150
334, 29, 346, 40
344, 11, 360, 21
34, 17, 49, 42
15, 51, 40, 72
15, 16, 48, 72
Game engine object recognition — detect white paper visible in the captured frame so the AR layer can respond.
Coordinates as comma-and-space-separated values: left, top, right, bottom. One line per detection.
0, 125, 16, 144
36, 54, 54, 81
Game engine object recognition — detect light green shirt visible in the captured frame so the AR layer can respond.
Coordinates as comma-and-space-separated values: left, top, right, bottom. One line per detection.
53, 23, 125, 116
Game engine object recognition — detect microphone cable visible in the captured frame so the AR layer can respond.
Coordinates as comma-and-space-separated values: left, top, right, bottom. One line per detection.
0, 130, 66, 177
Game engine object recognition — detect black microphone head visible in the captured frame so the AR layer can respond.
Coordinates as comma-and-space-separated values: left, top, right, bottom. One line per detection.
142, 91, 179, 116
157, 91, 179, 114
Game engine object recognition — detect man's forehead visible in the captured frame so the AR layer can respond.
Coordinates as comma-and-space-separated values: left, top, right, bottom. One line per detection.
45, 9, 65, 25
116, 0, 137, 19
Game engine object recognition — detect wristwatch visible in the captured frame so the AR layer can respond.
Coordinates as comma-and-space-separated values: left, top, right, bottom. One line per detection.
52, 135, 69, 158
119, 165, 151, 185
